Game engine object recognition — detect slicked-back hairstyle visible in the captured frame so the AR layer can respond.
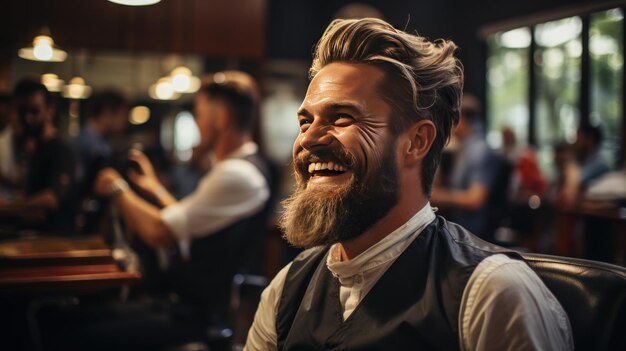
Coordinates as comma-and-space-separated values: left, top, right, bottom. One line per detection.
199, 70, 259, 133
310, 18, 464, 196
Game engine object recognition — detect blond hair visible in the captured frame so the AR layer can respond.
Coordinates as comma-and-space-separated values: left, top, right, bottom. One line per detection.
310, 18, 464, 195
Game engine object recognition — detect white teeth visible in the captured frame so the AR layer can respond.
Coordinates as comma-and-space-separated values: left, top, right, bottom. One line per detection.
307, 161, 348, 174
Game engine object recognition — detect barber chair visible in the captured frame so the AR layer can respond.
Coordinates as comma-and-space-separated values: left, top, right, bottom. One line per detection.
521, 253, 626, 351
168, 273, 268, 351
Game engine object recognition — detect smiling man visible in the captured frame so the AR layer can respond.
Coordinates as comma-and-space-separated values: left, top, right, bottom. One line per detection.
245, 18, 573, 351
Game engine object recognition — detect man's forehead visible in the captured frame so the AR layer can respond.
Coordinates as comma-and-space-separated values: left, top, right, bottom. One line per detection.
302, 62, 386, 108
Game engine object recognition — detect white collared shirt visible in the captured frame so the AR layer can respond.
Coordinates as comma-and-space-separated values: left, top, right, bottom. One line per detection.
161, 142, 269, 242
326, 203, 436, 320
245, 203, 573, 351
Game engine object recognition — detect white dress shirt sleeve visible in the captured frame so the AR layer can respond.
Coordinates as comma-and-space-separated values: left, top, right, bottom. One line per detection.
161, 158, 269, 241
244, 263, 291, 351
459, 254, 574, 351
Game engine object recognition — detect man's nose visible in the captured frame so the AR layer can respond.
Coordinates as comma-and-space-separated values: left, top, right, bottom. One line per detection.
299, 119, 333, 151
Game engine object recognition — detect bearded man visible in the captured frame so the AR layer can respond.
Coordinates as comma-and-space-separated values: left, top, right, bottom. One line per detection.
245, 18, 573, 351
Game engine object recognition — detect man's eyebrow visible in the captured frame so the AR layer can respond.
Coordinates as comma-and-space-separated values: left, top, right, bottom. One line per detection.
297, 107, 312, 117
297, 102, 363, 117
326, 102, 362, 114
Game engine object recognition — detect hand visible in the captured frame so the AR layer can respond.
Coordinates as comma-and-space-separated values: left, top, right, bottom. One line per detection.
94, 168, 124, 197
127, 149, 161, 194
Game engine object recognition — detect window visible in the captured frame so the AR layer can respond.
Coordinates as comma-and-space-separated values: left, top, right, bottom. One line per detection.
534, 17, 582, 176
486, 7, 624, 180
590, 8, 624, 166
486, 28, 531, 149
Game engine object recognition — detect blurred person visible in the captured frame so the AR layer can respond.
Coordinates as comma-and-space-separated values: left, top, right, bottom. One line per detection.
550, 142, 580, 209
72, 89, 128, 234
574, 124, 611, 190
431, 93, 500, 238
500, 127, 547, 200
246, 18, 572, 351
0, 79, 76, 234
94, 71, 272, 326
0, 94, 21, 199
496, 127, 547, 246
573, 125, 614, 262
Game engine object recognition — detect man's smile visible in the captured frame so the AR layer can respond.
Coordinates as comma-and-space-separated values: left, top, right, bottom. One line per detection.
305, 160, 353, 185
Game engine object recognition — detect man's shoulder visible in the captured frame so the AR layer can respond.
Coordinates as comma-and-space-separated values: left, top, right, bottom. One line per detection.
437, 217, 516, 256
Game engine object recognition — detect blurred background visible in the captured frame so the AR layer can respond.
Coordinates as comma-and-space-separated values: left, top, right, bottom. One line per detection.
0, 0, 625, 349
0, 0, 624, 276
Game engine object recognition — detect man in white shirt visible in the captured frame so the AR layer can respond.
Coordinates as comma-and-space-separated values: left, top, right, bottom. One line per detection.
245, 18, 573, 351
95, 70, 271, 324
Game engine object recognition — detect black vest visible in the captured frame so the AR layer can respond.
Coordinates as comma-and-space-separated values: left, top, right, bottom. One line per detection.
277, 216, 521, 350
168, 152, 273, 324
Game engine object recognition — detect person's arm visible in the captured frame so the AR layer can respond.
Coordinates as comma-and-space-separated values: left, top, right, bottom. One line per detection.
431, 145, 494, 212
430, 184, 489, 211
244, 263, 291, 351
95, 168, 176, 248
160, 159, 269, 241
127, 149, 177, 207
459, 254, 573, 351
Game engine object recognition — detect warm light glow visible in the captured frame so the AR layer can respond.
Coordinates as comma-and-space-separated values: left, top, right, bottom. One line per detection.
18, 34, 67, 62
129, 106, 151, 125
62, 77, 92, 99
108, 0, 161, 6
41, 73, 64, 92
156, 78, 175, 98
149, 77, 181, 100
172, 67, 192, 92
33, 36, 53, 60
171, 66, 200, 93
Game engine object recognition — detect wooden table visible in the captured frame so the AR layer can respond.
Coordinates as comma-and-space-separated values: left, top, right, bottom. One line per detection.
0, 235, 141, 295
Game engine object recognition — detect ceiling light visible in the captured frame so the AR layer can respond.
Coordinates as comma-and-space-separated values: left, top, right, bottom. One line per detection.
170, 66, 200, 93
41, 73, 65, 92
149, 77, 181, 100
18, 31, 67, 62
130, 106, 151, 125
108, 0, 161, 6
62, 77, 92, 99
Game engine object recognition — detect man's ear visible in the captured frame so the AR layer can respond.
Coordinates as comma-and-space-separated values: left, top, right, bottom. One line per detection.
403, 119, 436, 166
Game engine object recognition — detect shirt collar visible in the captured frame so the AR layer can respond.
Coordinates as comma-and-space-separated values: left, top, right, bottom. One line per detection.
327, 203, 436, 279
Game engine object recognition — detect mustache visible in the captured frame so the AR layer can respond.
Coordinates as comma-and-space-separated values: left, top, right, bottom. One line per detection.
293, 147, 357, 176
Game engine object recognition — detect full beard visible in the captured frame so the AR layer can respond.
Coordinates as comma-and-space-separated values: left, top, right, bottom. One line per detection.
280, 140, 399, 249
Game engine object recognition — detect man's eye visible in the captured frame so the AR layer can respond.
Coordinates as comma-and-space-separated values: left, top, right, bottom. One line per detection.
335, 114, 354, 125
299, 118, 311, 131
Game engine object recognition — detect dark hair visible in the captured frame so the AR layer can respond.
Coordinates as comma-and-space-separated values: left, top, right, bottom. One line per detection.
198, 71, 259, 133
579, 124, 603, 146
13, 79, 53, 105
88, 90, 127, 119
310, 18, 464, 196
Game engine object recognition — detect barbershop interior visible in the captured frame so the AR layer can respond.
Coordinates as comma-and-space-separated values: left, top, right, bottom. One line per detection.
1, 0, 625, 350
